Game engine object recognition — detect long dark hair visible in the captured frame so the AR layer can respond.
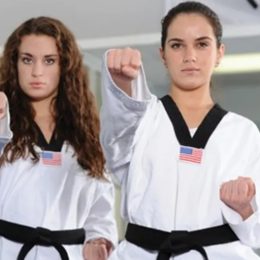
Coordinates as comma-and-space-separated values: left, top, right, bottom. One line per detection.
0, 16, 105, 178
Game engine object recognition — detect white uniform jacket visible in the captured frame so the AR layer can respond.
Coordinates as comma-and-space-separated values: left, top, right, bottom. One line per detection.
101, 54, 260, 260
0, 105, 117, 259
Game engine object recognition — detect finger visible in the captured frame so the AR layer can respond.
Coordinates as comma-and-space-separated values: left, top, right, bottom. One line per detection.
122, 66, 139, 79
226, 180, 234, 199
107, 49, 116, 71
130, 49, 142, 69
0, 110, 5, 119
83, 243, 91, 259
220, 182, 230, 201
220, 182, 227, 199
113, 49, 123, 73
247, 180, 256, 198
0, 92, 7, 119
232, 179, 246, 202
237, 177, 255, 198
98, 244, 108, 260
83, 243, 99, 259
220, 180, 235, 202
237, 180, 249, 197
121, 47, 133, 67
83, 242, 109, 260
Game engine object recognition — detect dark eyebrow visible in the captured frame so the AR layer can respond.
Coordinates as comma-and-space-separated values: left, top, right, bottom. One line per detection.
167, 36, 213, 44
195, 36, 213, 42
20, 52, 33, 57
20, 53, 59, 58
167, 38, 183, 44
44, 54, 59, 58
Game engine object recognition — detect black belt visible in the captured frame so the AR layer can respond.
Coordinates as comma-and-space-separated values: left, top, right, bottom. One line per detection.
125, 223, 239, 260
0, 219, 85, 260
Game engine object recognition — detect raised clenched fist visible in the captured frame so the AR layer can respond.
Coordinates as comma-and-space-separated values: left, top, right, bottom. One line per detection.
107, 48, 142, 96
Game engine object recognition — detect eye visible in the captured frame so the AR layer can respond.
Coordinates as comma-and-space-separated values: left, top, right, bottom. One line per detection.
44, 58, 55, 65
171, 43, 182, 49
21, 57, 33, 64
197, 42, 209, 48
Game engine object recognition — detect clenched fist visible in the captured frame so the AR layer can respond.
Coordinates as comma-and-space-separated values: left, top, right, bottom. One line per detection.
220, 177, 256, 220
83, 238, 113, 260
0, 92, 7, 119
107, 48, 142, 96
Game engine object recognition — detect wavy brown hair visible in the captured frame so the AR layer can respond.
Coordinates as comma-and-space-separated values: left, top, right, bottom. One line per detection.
0, 16, 105, 178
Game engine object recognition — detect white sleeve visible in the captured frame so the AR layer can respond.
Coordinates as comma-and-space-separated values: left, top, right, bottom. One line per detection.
100, 51, 152, 174
220, 122, 260, 248
84, 176, 118, 247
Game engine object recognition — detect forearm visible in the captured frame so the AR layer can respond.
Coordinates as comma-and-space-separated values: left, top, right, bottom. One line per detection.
110, 73, 132, 97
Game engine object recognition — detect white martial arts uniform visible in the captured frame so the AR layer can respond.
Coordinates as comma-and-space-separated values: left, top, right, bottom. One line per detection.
100, 54, 260, 260
0, 107, 117, 259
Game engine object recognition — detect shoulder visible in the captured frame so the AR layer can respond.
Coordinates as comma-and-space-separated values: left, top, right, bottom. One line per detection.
226, 111, 258, 130
223, 111, 260, 142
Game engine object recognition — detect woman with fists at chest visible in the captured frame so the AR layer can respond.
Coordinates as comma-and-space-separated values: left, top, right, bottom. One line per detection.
101, 2, 260, 260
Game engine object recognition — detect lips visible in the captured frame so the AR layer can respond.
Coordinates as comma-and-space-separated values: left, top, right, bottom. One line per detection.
30, 82, 45, 88
30, 82, 44, 85
181, 68, 200, 72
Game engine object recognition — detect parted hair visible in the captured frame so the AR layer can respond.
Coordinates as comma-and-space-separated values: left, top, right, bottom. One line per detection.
161, 1, 223, 49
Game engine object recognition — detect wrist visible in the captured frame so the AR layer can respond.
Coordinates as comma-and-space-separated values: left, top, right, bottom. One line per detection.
238, 205, 254, 220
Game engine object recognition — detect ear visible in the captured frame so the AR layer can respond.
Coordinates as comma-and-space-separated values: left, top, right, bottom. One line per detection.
159, 48, 167, 67
215, 43, 225, 67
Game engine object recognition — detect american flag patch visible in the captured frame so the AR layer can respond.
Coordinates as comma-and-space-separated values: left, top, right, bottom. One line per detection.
41, 151, 62, 166
179, 146, 203, 164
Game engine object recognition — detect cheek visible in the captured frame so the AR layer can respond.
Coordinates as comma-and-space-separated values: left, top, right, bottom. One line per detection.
166, 56, 181, 70
51, 70, 60, 88
17, 65, 27, 86
203, 51, 218, 66
168, 61, 181, 77
48, 66, 60, 82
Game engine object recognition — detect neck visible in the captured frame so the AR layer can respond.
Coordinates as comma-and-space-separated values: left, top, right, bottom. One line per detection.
31, 98, 53, 118
169, 85, 214, 110
168, 85, 214, 129
31, 98, 54, 127
31, 99, 56, 143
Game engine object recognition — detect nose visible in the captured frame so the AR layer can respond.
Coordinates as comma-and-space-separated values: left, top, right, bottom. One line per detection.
31, 62, 43, 77
183, 47, 197, 63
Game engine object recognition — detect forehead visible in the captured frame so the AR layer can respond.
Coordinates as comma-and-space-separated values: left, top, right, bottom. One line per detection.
19, 34, 58, 55
167, 13, 215, 40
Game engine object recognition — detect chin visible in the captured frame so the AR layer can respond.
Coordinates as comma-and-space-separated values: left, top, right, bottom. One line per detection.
175, 80, 205, 91
181, 86, 202, 92
27, 95, 49, 102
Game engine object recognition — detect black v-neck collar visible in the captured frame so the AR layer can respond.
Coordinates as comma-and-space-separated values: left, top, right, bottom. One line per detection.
33, 122, 64, 152
161, 95, 228, 148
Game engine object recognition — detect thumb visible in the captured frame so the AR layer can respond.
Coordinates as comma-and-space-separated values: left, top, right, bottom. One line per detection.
122, 65, 139, 80
247, 180, 256, 198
